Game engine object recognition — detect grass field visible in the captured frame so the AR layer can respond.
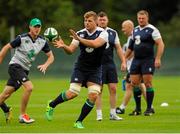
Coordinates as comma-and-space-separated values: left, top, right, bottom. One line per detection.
0, 76, 180, 133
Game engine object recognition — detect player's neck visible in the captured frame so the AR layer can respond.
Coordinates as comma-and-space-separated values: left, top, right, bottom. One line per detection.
87, 27, 97, 34
139, 23, 149, 28
29, 32, 38, 41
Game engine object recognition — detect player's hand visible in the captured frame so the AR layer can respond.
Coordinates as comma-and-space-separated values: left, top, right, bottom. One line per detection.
53, 39, 65, 48
155, 58, 161, 68
37, 64, 48, 74
121, 62, 127, 72
69, 29, 79, 41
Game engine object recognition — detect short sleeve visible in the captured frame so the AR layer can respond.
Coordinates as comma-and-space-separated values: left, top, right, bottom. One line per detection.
152, 28, 161, 40
114, 31, 120, 45
99, 30, 108, 43
128, 37, 134, 51
42, 42, 51, 53
10, 35, 21, 48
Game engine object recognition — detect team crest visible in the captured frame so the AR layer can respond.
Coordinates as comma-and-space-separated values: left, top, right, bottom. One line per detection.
80, 34, 84, 38
25, 40, 30, 44
134, 29, 138, 32
85, 47, 94, 53
74, 78, 78, 81
149, 67, 152, 72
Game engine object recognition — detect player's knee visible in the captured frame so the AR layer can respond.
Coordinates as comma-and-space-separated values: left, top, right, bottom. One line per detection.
69, 83, 81, 95
88, 93, 98, 103
23, 82, 33, 92
144, 82, 152, 88
66, 90, 78, 99
109, 86, 117, 94
126, 83, 132, 91
25, 85, 33, 92
88, 85, 101, 102
2, 92, 11, 100
131, 81, 139, 87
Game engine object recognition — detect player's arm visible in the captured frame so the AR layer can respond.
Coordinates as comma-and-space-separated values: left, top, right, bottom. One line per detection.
152, 28, 165, 68
154, 38, 165, 68
69, 29, 108, 48
0, 43, 12, 64
37, 51, 54, 74
126, 51, 134, 60
53, 39, 78, 54
125, 49, 133, 60
125, 38, 134, 60
115, 44, 126, 71
37, 42, 54, 74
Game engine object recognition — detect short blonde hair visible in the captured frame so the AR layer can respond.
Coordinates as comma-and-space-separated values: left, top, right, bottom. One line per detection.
137, 10, 149, 18
84, 11, 97, 21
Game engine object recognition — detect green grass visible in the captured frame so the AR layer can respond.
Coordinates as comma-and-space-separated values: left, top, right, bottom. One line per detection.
0, 76, 180, 133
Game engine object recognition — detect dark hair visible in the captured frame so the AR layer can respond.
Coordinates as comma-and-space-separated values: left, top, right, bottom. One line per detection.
97, 11, 108, 17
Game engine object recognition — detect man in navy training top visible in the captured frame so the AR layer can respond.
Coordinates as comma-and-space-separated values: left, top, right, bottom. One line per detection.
45, 11, 109, 129
126, 10, 165, 116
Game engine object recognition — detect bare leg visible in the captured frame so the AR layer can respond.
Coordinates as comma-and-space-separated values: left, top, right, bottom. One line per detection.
0, 86, 15, 105
21, 81, 33, 115
95, 90, 103, 110
121, 82, 133, 107
139, 83, 146, 100
108, 83, 117, 110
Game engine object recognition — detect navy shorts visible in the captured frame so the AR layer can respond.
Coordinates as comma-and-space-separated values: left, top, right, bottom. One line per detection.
7, 64, 29, 90
102, 64, 118, 84
70, 67, 102, 87
130, 58, 155, 75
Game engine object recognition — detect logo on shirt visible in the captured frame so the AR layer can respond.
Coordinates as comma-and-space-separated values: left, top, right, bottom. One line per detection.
22, 77, 27, 82
17, 80, 20, 84
149, 67, 152, 72
80, 34, 84, 38
27, 49, 35, 60
25, 40, 30, 44
85, 47, 94, 53
74, 78, 78, 81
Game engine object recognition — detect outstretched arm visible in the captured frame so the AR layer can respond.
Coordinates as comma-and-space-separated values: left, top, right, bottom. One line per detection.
0, 43, 12, 64
53, 39, 78, 54
37, 51, 54, 74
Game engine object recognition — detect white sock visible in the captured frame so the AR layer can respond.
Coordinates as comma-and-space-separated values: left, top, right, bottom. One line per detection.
110, 108, 116, 115
96, 109, 102, 117
120, 104, 126, 109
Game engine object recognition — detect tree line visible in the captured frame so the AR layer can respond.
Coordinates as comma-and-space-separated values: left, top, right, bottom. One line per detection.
0, 0, 179, 46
